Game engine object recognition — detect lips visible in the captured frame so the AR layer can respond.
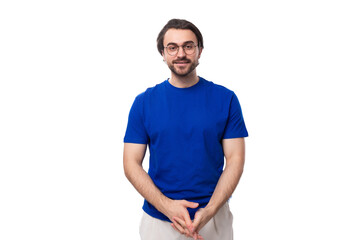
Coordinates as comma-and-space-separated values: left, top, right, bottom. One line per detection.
173, 60, 190, 67
174, 61, 190, 64
173, 57, 191, 64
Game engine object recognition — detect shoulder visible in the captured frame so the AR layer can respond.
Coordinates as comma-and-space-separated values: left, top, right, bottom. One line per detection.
134, 80, 167, 101
201, 77, 235, 97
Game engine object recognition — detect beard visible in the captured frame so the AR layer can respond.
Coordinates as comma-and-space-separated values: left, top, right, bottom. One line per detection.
167, 57, 199, 77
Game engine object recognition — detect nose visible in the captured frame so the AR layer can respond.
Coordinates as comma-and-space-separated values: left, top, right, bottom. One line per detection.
177, 46, 186, 57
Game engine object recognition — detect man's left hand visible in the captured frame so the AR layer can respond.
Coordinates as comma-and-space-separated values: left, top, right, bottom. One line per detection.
172, 207, 214, 240
191, 207, 214, 237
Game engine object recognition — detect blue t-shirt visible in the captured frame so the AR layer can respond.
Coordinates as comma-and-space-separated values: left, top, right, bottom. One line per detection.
124, 77, 248, 222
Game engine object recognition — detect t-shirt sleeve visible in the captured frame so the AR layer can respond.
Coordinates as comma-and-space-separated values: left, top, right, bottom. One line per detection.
124, 93, 149, 144
223, 92, 249, 139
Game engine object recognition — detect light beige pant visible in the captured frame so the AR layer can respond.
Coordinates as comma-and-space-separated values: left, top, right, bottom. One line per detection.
139, 202, 233, 240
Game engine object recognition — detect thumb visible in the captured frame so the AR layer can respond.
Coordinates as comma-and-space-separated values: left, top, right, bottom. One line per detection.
192, 216, 200, 229
183, 201, 199, 209
192, 210, 205, 234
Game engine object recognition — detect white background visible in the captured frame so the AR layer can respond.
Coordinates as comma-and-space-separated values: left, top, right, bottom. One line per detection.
1, 0, 359, 239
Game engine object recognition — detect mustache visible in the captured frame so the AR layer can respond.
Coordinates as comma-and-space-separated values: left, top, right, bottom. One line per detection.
173, 57, 191, 64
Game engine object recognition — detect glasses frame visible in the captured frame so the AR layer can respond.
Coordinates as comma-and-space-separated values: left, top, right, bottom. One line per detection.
164, 42, 198, 56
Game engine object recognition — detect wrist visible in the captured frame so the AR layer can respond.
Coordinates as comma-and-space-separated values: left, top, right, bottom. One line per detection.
157, 195, 172, 214
204, 203, 218, 217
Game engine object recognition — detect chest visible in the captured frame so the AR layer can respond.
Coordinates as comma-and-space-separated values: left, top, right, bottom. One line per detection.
144, 92, 229, 142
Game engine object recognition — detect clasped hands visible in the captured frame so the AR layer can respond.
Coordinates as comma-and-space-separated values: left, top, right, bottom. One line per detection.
163, 199, 214, 240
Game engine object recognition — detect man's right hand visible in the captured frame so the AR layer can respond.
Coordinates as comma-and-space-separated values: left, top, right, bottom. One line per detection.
124, 143, 203, 238
161, 199, 200, 238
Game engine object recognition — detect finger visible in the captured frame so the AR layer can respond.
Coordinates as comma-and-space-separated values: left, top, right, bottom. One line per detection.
173, 217, 192, 237
192, 214, 200, 231
172, 219, 185, 235
172, 223, 191, 237
180, 201, 198, 231
192, 213, 204, 234
182, 201, 198, 231
173, 216, 186, 228
176, 212, 193, 232
180, 210, 195, 232
171, 223, 179, 233
194, 232, 204, 240
193, 232, 204, 240
182, 200, 199, 209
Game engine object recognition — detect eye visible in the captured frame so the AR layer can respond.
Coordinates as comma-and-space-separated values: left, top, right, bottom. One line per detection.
167, 45, 178, 51
185, 44, 194, 50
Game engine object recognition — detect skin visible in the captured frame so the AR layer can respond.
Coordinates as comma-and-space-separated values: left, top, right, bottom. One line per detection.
162, 29, 202, 88
123, 28, 246, 239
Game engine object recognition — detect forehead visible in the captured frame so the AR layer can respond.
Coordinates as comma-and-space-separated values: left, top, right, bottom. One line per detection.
163, 28, 197, 46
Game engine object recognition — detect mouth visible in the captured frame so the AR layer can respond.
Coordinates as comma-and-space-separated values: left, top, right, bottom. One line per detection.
173, 61, 190, 67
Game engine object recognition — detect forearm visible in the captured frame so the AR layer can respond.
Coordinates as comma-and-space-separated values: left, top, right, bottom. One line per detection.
124, 161, 170, 213
205, 158, 244, 215
124, 145, 200, 238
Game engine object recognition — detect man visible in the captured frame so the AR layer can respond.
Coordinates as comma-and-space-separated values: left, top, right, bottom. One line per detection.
123, 19, 248, 240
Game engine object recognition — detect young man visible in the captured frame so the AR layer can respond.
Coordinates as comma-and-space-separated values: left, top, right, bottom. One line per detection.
123, 19, 248, 240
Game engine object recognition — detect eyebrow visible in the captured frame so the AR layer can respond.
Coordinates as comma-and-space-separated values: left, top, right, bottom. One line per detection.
166, 41, 195, 46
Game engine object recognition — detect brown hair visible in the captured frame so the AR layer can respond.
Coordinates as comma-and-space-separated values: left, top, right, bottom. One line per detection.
156, 19, 204, 55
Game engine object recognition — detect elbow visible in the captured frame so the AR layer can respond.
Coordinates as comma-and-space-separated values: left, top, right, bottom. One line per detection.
123, 157, 142, 181
226, 158, 244, 176
238, 166, 244, 176
237, 162, 244, 171
123, 157, 132, 180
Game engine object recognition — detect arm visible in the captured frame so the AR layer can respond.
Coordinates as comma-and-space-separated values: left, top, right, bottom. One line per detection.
123, 143, 199, 237
191, 137, 246, 234
123, 143, 166, 211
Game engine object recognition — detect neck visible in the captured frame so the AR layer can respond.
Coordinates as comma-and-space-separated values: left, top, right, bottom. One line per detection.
169, 71, 199, 88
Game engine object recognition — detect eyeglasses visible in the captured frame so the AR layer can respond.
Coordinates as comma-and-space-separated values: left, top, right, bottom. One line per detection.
164, 42, 197, 56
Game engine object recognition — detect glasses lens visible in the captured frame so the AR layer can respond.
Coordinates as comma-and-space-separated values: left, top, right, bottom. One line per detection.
166, 45, 178, 56
184, 43, 196, 55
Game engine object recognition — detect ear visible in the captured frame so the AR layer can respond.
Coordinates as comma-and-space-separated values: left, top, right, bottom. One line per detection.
161, 50, 166, 61
198, 47, 203, 59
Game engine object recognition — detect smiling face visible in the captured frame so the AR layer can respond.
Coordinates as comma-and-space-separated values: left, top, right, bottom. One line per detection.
162, 29, 202, 78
